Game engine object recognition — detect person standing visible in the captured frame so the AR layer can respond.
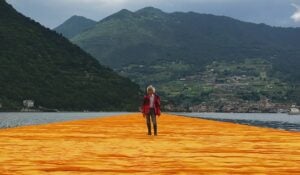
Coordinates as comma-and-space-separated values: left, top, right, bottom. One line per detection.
142, 85, 161, 136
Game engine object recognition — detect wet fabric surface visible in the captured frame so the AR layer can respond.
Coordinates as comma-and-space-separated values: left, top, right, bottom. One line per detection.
0, 113, 300, 174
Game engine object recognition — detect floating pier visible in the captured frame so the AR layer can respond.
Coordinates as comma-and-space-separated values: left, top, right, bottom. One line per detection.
0, 113, 299, 174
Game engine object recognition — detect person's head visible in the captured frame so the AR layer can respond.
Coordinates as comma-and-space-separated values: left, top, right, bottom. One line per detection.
147, 85, 155, 95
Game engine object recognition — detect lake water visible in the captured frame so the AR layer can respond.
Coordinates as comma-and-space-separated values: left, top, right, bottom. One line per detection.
0, 112, 131, 129
1, 112, 300, 132
173, 113, 300, 132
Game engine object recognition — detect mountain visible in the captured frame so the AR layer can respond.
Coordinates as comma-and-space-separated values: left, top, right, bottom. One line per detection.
58, 7, 300, 109
0, 1, 141, 111
54, 15, 96, 39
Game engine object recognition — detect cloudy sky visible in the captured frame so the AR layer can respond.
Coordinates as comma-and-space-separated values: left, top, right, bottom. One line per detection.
5, 0, 300, 29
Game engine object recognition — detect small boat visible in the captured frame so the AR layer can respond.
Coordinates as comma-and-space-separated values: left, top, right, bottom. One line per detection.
288, 105, 300, 115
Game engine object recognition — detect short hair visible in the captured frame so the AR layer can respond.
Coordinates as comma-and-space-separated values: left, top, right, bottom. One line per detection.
147, 85, 156, 93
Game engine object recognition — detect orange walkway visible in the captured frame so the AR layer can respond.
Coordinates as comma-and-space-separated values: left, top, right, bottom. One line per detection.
0, 113, 300, 174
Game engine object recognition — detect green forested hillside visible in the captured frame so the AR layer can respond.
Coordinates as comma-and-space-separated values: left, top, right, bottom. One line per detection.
0, 1, 141, 111
54, 15, 96, 39
71, 7, 300, 78
59, 7, 300, 110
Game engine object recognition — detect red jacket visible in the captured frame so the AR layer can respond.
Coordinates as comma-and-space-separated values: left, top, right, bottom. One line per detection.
142, 94, 161, 115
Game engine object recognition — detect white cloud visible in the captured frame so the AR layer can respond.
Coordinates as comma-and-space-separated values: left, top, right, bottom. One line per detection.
291, 3, 300, 22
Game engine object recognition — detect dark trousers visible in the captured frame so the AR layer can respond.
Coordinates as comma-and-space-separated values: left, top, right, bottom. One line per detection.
146, 108, 157, 135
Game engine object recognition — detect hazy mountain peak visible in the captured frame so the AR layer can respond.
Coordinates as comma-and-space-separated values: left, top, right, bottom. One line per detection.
135, 7, 165, 16
102, 9, 134, 21
60, 15, 96, 26
68, 15, 93, 21
118, 9, 133, 14
54, 15, 96, 38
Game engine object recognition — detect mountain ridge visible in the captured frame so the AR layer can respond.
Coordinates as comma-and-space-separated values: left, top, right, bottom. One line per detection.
56, 7, 300, 109
70, 7, 300, 71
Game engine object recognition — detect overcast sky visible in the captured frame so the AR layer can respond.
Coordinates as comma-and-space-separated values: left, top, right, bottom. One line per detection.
5, 0, 300, 29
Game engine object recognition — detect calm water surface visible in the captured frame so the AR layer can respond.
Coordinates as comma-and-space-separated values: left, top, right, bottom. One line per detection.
173, 113, 300, 132
0, 112, 131, 129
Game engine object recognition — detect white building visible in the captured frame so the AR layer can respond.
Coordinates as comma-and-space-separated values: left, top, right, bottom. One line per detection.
23, 100, 34, 108
289, 105, 300, 115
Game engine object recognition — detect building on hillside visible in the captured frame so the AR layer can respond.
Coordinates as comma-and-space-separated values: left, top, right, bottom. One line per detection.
23, 100, 34, 108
